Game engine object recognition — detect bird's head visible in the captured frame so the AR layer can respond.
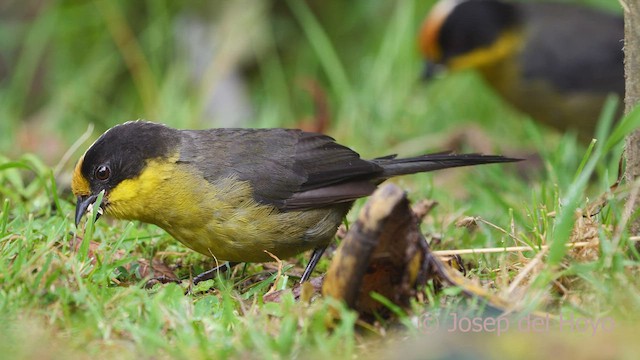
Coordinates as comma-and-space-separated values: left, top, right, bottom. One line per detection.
418, 0, 522, 78
71, 121, 179, 226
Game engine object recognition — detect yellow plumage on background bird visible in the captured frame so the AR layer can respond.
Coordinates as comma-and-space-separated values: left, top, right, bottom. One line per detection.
72, 121, 518, 283
419, 0, 624, 138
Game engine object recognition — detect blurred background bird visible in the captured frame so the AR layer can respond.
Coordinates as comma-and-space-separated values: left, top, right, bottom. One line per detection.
418, 0, 624, 140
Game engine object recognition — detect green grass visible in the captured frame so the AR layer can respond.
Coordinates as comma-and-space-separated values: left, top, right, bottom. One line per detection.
1, 0, 638, 358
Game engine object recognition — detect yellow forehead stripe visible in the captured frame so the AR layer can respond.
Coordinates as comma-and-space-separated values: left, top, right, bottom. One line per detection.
419, 8, 444, 61
419, 0, 460, 61
71, 155, 91, 196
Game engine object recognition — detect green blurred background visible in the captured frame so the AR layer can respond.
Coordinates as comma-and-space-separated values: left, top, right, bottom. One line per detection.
0, 0, 621, 168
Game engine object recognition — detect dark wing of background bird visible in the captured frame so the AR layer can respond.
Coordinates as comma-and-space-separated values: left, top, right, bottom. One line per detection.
520, 3, 624, 95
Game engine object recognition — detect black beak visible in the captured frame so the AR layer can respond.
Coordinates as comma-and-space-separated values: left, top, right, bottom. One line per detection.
422, 61, 446, 80
75, 194, 102, 226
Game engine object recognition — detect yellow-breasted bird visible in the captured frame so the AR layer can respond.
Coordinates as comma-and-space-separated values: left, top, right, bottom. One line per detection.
418, 0, 624, 138
72, 121, 518, 283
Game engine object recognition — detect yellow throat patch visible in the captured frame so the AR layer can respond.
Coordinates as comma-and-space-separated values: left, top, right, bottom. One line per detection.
447, 31, 522, 71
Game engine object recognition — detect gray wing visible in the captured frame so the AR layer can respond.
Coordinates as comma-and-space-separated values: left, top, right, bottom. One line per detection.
178, 128, 383, 210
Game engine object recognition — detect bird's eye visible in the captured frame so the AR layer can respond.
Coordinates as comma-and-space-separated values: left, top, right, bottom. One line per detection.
95, 165, 111, 181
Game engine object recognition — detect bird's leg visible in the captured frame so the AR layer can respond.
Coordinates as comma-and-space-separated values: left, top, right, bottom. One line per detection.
193, 262, 240, 285
300, 247, 326, 283
144, 275, 181, 289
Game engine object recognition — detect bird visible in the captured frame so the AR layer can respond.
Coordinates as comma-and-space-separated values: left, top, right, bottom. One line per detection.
72, 121, 518, 284
418, 0, 624, 139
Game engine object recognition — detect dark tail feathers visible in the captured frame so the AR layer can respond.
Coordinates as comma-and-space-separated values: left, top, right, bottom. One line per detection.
376, 152, 521, 178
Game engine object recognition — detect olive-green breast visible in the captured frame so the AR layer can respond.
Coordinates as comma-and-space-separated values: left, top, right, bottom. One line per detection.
160, 171, 350, 262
